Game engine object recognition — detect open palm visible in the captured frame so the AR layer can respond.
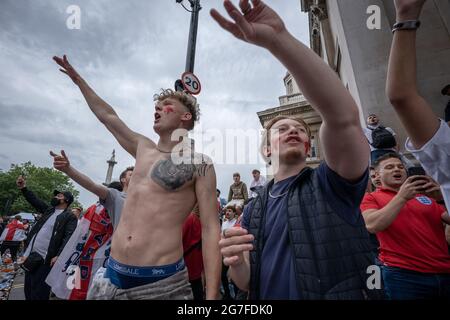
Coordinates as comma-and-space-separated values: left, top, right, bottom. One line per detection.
210, 0, 286, 50
53, 55, 81, 84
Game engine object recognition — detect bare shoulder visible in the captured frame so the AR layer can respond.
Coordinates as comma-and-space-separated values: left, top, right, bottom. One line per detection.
190, 152, 215, 178
137, 135, 157, 149
135, 135, 157, 158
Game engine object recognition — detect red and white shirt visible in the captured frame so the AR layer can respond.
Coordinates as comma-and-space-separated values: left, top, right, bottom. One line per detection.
361, 188, 450, 273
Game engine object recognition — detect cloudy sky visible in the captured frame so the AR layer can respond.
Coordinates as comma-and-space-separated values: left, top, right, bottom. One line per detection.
0, 0, 309, 207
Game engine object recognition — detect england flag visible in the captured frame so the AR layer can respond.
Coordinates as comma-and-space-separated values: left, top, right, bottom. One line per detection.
0, 219, 27, 242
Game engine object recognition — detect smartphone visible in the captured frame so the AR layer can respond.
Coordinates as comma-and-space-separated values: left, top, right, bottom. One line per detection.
407, 166, 428, 192
407, 166, 426, 177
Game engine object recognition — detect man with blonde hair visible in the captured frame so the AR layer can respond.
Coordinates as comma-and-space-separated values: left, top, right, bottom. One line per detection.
52, 55, 221, 299
212, 0, 381, 299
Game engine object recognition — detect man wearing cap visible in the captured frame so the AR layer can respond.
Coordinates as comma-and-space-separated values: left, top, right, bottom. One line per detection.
16, 175, 77, 300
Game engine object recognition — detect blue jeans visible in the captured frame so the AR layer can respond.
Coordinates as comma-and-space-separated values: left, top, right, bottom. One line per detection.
381, 266, 450, 299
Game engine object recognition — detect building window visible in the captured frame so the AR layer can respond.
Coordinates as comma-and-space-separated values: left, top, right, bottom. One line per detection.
286, 79, 294, 95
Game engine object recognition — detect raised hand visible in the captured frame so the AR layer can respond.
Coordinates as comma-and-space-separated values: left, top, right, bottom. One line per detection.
50, 150, 71, 173
210, 0, 286, 51
53, 55, 81, 84
16, 175, 26, 189
394, 0, 426, 20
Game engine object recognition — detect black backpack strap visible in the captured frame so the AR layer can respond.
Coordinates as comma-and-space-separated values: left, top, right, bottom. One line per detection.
28, 232, 39, 253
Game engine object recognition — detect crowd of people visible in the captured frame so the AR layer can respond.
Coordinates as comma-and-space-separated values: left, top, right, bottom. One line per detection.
1, 0, 449, 300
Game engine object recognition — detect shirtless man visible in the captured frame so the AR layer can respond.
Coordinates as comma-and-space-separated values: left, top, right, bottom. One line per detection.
52, 56, 221, 299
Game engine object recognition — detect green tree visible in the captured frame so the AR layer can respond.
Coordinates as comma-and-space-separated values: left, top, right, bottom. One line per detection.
0, 162, 81, 216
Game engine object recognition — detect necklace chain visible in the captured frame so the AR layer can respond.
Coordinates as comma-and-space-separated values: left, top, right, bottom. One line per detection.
156, 147, 177, 153
268, 189, 289, 199
156, 146, 193, 154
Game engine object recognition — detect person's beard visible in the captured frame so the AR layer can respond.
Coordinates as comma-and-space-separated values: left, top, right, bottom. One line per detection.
51, 198, 63, 207
282, 148, 304, 165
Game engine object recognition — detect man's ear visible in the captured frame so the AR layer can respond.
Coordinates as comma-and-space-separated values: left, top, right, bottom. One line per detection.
181, 113, 192, 121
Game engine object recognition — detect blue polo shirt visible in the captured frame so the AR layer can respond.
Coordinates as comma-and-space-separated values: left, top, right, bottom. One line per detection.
242, 163, 368, 299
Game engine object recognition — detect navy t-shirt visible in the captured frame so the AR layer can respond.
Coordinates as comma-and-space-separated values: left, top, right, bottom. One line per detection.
242, 163, 368, 299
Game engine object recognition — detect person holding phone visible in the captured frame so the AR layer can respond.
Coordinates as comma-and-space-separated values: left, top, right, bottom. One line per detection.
407, 166, 445, 204
361, 153, 450, 299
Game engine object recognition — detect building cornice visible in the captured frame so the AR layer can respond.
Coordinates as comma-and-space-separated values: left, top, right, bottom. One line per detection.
257, 101, 320, 126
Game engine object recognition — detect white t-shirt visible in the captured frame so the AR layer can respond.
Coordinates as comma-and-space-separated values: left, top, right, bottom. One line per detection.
364, 125, 396, 152
28, 209, 64, 259
405, 120, 450, 209
100, 188, 126, 229
221, 218, 237, 233
250, 176, 267, 198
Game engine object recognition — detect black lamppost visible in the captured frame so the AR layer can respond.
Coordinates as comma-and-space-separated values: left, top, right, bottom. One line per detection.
176, 0, 202, 73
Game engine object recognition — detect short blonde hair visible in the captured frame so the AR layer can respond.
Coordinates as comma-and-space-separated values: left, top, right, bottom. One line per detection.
260, 115, 312, 164
153, 88, 200, 130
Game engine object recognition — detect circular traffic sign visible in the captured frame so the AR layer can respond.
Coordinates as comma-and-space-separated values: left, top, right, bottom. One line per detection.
181, 72, 201, 95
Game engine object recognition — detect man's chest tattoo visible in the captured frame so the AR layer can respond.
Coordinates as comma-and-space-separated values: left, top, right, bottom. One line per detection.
150, 158, 210, 191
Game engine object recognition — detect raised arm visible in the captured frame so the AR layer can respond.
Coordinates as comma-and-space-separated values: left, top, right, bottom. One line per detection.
16, 176, 50, 213
195, 161, 221, 299
50, 150, 109, 200
53, 55, 153, 157
211, 0, 368, 180
386, 0, 440, 149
